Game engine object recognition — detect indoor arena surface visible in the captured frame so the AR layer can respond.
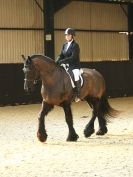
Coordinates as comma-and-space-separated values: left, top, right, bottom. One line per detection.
0, 97, 133, 177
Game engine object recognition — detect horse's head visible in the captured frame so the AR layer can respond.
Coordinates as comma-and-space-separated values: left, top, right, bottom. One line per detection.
22, 55, 39, 92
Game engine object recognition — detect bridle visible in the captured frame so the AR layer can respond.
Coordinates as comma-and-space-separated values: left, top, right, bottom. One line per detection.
24, 78, 38, 84
23, 64, 39, 85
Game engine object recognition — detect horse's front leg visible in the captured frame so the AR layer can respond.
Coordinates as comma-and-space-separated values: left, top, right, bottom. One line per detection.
63, 102, 79, 141
37, 101, 54, 142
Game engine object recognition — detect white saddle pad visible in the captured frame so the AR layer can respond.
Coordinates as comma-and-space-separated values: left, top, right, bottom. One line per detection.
61, 64, 83, 88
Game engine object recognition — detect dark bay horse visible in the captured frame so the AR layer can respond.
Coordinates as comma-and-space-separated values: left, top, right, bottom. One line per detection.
22, 54, 118, 142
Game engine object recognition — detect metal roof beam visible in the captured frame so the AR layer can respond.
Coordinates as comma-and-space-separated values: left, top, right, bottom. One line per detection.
54, 0, 71, 13
76, 0, 133, 4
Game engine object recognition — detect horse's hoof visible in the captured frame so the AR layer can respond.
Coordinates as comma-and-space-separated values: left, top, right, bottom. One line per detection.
96, 127, 108, 136
84, 128, 95, 138
66, 133, 79, 142
37, 131, 47, 142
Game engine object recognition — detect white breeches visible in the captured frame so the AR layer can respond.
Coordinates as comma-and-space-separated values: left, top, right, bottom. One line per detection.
72, 69, 80, 81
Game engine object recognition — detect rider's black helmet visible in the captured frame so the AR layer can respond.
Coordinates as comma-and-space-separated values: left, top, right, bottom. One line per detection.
65, 28, 75, 36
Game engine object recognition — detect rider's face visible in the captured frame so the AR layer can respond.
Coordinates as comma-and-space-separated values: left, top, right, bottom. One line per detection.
65, 34, 73, 42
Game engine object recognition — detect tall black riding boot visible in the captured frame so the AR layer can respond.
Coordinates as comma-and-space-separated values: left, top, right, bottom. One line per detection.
75, 80, 81, 102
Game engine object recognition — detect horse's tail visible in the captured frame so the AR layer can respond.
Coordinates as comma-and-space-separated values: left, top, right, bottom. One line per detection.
99, 94, 119, 121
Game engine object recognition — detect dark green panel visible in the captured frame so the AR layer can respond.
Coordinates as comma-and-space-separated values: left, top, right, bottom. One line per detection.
0, 61, 133, 106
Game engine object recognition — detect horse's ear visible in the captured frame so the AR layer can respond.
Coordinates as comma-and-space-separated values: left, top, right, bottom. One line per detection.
21, 54, 26, 61
27, 56, 32, 64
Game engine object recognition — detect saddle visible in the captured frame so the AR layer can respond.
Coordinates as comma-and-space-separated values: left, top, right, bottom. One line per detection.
60, 64, 83, 88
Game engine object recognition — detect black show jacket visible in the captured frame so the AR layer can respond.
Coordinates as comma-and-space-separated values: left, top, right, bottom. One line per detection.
57, 40, 80, 70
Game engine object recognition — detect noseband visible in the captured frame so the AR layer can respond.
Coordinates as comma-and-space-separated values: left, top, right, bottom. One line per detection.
24, 78, 38, 84
24, 62, 38, 84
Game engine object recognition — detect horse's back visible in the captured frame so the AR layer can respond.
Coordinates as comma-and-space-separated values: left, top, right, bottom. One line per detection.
81, 68, 106, 98
52, 66, 106, 102
62, 67, 106, 99
83, 68, 103, 78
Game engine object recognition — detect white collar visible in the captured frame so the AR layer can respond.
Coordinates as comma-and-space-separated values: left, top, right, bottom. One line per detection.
67, 40, 73, 45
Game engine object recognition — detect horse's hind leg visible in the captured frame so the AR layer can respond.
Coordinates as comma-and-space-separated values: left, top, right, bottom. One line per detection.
96, 108, 108, 135
37, 101, 54, 142
84, 97, 98, 138
63, 102, 79, 141
97, 95, 118, 135
84, 97, 108, 136
84, 110, 96, 137
96, 113, 108, 136
96, 100, 108, 136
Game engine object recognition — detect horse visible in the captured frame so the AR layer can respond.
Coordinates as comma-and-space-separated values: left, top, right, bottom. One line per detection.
22, 54, 118, 142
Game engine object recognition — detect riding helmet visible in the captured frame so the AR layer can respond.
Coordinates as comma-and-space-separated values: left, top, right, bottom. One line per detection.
65, 28, 75, 36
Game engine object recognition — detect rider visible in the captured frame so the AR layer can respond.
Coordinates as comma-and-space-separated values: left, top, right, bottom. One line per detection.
56, 28, 81, 102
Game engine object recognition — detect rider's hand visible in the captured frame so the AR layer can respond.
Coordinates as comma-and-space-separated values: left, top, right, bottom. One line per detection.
58, 60, 63, 65
56, 60, 63, 65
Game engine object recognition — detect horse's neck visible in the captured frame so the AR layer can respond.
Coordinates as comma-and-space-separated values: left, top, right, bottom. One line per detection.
33, 58, 54, 71
33, 58, 57, 85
